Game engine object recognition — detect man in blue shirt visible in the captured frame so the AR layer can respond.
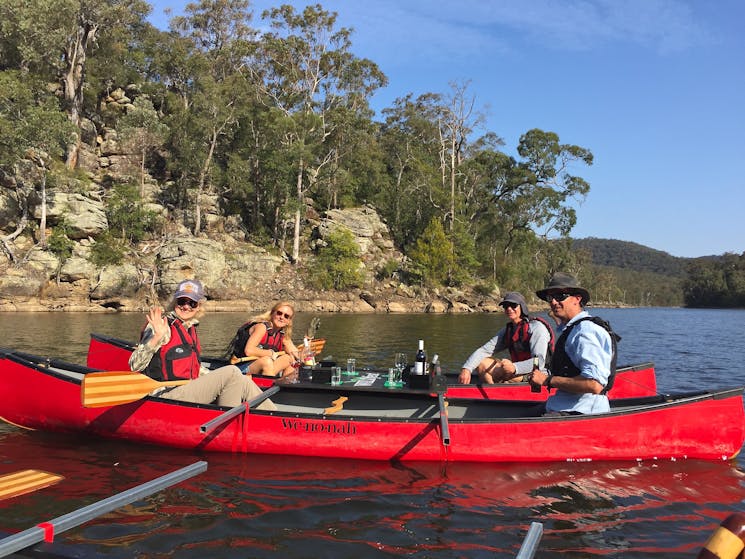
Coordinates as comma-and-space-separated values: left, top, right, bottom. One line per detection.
531, 272, 616, 415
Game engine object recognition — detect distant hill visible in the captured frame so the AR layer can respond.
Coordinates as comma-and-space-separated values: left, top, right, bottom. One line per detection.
571, 238, 689, 278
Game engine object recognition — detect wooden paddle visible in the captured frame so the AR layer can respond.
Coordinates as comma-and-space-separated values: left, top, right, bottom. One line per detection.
81, 370, 189, 408
229, 338, 326, 365
0, 470, 63, 501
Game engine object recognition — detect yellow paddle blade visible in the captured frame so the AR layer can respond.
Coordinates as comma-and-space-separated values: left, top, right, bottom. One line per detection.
81, 371, 189, 408
0, 470, 63, 501
306, 338, 326, 354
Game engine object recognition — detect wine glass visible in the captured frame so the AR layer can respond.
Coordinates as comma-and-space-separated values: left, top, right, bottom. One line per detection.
394, 352, 407, 373
394, 353, 407, 387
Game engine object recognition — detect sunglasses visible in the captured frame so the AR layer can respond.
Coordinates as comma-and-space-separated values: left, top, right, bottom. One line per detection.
542, 292, 574, 303
274, 310, 293, 320
501, 302, 519, 310
176, 298, 199, 309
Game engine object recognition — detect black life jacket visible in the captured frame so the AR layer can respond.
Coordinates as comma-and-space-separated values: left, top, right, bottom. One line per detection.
230, 321, 285, 359
549, 316, 621, 394
144, 317, 201, 382
503, 316, 555, 366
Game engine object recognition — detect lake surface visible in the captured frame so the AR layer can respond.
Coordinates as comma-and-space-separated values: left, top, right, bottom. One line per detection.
1, 307, 744, 558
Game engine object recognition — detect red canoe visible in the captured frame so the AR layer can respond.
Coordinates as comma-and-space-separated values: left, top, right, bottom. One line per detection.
86, 333, 657, 400
1, 347, 743, 462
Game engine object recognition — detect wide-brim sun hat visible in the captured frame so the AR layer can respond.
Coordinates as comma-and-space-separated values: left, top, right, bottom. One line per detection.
499, 291, 529, 317
536, 272, 590, 305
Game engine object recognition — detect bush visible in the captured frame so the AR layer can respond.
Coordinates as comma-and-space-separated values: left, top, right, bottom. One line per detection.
90, 232, 126, 266
307, 228, 364, 290
408, 218, 455, 287
48, 222, 74, 263
106, 183, 160, 243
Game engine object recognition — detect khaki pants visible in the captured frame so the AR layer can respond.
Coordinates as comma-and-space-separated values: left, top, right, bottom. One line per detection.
162, 365, 276, 410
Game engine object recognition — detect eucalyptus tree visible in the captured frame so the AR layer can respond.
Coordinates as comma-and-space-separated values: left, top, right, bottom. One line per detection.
377, 94, 443, 249
166, 0, 257, 234
252, 3, 386, 262
437, 81, 485, 233
117, 96, 169, 197
0, 0, 151, 169
0, 71, 75, 259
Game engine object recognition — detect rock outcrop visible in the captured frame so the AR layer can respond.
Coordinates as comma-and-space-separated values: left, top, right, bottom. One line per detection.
0, 91, 503, 314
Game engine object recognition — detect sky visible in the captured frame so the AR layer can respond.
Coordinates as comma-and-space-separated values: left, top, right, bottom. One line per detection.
146, 0, 745, 259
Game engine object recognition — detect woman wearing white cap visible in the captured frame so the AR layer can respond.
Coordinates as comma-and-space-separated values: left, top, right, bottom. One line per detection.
458, 291, 554, 385
128, 279, 275, 410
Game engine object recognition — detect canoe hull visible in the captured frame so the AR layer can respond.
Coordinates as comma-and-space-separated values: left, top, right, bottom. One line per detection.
2, 348, 743, 462
86, 333, 658, 400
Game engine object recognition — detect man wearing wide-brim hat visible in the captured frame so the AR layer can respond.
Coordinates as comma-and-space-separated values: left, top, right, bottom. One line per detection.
531, 272, 619, 415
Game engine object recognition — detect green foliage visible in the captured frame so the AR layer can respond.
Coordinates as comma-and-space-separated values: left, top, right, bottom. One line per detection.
572, 238, 686, 277
90, 231, 126, 266
684, 253, 745, 308
1, 1, 736, 308
408, 218, 455, 287
307, 228, 364, 290
105, 183, 160, 242
47, 221, 74, 263
0, 71, 74, 170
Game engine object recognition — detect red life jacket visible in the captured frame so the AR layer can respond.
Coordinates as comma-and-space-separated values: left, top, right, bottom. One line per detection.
230, 321, 285, 359
503, 316, 555, 364
144, 317, 201, 381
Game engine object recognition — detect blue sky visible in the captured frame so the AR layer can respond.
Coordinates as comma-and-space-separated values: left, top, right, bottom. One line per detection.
147, 1, 744, 258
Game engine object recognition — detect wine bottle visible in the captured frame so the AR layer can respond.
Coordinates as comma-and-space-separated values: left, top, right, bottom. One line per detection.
414, 339, 426, 375
530, 356, 541, 393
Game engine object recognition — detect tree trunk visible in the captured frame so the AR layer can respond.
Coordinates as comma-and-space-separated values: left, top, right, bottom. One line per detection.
193, 129, 219, 235
39, 172, 48, 248
62, 20, 97, 170
140, 148, 146, 198
292, 159, 304, 264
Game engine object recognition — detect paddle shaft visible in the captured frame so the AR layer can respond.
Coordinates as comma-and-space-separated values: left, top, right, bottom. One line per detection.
199, 385, 280, 433
230, 339, 326, 365
0, 462, 206, 557
438, 394, 450, 446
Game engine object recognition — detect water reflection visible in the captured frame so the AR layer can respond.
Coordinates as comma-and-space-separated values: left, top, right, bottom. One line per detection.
2, 308, 745, 557
2, 424, 744, 558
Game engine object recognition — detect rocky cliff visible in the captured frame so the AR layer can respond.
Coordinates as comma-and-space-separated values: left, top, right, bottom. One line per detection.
0, 89, 503, 314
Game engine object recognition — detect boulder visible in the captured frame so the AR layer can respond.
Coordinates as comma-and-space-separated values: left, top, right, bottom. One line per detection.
32, 191, 108, 239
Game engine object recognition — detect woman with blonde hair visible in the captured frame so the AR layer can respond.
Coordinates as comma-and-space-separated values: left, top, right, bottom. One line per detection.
229, 301, 301, 377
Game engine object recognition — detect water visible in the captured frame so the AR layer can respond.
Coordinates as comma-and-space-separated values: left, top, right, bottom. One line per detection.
1, 308, 744, 558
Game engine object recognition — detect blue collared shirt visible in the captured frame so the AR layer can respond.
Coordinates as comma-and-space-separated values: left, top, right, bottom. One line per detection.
546, 311, 613, 414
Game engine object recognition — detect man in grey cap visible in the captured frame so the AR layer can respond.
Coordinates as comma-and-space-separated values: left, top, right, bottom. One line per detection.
530, 272, 619, 415
458, 291, 554, 384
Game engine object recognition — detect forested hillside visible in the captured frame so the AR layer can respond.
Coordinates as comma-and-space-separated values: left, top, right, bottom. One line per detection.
572, 238, 687, 277
0, 0, 741, 309
568, 238, 686, 306
572, 238, 745, 308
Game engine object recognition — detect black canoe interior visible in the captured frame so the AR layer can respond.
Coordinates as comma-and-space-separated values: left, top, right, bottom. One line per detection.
265, 384, 722, 421
88, 333, 654, 384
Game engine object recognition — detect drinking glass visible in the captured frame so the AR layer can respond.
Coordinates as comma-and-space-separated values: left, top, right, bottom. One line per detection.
385, 367, 403, 388
331, 366, 342, 385
394, 353, 407, 374
345, 358, 356, 375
